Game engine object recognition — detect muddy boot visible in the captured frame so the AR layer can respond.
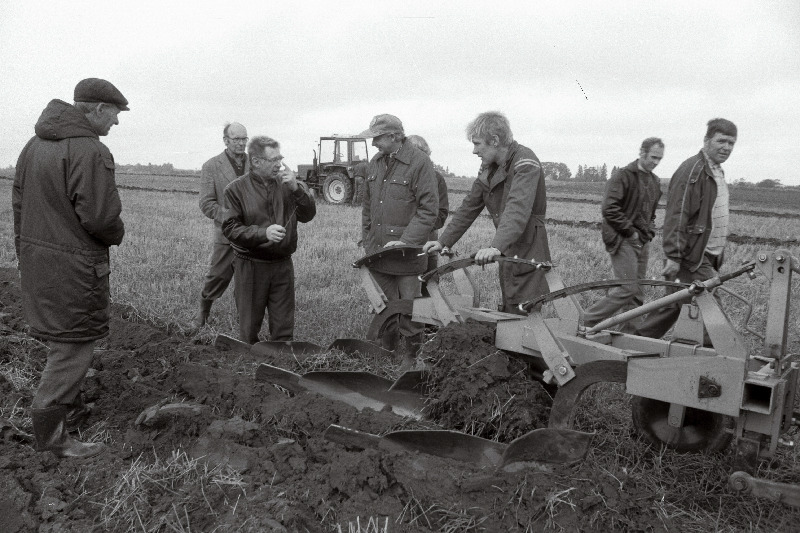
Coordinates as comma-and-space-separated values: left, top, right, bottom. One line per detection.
192, 299, 213, 328
65, 394, 92, 432
32, 405, 105, 459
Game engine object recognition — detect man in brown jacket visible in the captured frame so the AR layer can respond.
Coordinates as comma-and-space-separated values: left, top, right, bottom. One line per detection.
194, 122, 249, 327
424, 112, 550, 313
360, 115, 438, 369
222, 136, 316, 343
13, 78, 128, 458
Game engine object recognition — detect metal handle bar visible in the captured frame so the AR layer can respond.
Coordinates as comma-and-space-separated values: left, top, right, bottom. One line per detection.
585, 261, 757, 334
518, 279, 689, 314
419, 255, 552, 283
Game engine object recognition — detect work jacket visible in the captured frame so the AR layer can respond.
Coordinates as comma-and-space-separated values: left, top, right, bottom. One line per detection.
200, 151, 249, 244
439, 141, 551, 304
13, 99, 125, 342
600, 160, 662, 253
361, 141, 438, 274
662, 151, 721, 272
222, 171, 316, 261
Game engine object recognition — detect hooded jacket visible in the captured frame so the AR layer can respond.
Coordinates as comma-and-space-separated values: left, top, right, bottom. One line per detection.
13, 99, 125, 342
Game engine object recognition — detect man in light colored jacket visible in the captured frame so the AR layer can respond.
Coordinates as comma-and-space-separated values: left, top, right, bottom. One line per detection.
195, 122, 249, 327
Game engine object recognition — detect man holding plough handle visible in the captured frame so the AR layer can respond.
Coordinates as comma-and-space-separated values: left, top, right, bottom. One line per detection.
423, 112, 551, 313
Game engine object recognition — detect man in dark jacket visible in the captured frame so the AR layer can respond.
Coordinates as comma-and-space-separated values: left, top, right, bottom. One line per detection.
634, 119, 737, 339
583, 138, 664, 329
194, 122, 249, 327
222, 136, 316, 343
13, 78, 128, 458
424, 112, 551, 313
360, 115, 438, 369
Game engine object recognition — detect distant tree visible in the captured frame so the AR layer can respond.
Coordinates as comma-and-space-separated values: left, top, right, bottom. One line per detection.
583, 166, 600, 182
600, 163, 608, 182
541, 162, 572, 180
576, 165, 584, 181
610, 165, 620, 179
756, 178, 781, 188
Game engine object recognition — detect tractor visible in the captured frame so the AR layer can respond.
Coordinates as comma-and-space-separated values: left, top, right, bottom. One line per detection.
296, 135, 369, 205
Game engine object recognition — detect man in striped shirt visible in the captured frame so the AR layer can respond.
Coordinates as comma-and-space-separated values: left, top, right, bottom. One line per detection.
634, 118, 737, 339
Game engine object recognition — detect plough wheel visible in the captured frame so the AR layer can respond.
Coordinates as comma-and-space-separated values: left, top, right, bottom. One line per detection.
631, 397, 734, 453
548, 360, 627, 429
366, 299, 414, 344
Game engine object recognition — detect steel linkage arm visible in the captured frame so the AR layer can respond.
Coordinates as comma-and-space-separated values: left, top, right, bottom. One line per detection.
585, 262, 757, 334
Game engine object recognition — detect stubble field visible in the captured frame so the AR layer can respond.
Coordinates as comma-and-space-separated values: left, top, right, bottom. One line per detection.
1, 173, 800, 532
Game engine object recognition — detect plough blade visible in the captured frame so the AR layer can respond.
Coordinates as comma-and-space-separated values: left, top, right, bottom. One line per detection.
255, 364, 425, 419
251, 340, 325, 359
324, 424, 593, 469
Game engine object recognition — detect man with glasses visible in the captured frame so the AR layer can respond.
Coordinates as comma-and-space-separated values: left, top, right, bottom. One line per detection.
194, 122, 249, 327
222, 136, 316, 343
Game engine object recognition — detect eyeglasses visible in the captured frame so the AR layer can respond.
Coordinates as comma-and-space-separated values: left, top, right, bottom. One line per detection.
226, 137, 249, 143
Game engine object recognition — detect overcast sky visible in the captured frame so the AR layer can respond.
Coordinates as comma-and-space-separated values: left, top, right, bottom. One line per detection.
2, 1, 799, 184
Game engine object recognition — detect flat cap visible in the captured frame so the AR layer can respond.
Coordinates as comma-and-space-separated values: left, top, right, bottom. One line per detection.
74, 78, 129, 111
358, 114, 403, 138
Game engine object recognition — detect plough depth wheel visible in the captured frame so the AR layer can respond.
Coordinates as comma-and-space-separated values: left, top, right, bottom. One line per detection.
631, 397, 734, 453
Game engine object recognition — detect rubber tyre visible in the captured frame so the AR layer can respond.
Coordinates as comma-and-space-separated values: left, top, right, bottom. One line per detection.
631, 396, 734, 453
322, 172, 353, 204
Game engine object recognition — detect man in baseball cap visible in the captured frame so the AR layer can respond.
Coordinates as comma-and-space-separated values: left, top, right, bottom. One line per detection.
357, 114, 404, 138
14, 78, 128, 458
358, 113, 438, 371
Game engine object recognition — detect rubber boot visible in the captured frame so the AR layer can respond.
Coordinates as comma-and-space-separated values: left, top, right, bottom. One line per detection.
32, 405, 105, 459
65, 394, 92, 432
192, 299, 213, 328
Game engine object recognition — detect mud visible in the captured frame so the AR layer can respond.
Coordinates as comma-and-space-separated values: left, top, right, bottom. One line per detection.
0, 268, 674, 532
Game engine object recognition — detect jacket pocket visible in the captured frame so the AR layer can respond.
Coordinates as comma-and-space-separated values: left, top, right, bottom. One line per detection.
88, 261, 111, 311
680, 224, 705, 259
385, 179, 413, 201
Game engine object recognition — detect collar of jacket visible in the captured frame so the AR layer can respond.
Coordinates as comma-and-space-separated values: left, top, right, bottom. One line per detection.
477, 141, 520, 188
380, 140, 413, 166
247, 170, 280, 189
627, 159, 657, 180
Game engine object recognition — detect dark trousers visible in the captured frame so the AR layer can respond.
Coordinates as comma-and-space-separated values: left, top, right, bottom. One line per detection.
634, 254, 719, 339
234, 256, 295, 343
200, 242, 235, 301
583, 239, 650, 329
32, 340, 95, 409
371, 270, 424, 339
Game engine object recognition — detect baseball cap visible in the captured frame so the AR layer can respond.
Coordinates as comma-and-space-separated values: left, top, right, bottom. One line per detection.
358, 114, 404, 138
74, 78, 130, 111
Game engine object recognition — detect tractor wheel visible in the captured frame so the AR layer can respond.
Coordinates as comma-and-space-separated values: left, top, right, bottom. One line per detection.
322, 172, 353, 204
631, 397, 734, 453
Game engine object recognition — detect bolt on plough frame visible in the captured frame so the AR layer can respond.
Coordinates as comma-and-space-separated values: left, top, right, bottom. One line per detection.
355, 246, 800, 505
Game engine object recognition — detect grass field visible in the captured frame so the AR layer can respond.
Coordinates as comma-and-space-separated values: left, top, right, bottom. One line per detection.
2, 174, 800, 531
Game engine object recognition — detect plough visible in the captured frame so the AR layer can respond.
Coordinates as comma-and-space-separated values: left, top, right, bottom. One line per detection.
216, 246, 800, 503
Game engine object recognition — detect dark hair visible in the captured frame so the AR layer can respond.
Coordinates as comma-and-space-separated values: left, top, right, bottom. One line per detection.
705, 118, 737, 140
640, 137, 664, 154
466, 112, 513, 147
247, 136, 280, 160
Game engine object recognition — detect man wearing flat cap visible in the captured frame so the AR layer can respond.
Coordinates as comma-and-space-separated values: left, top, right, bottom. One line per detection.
13, 78, 128, 459
359, 114, 438, 371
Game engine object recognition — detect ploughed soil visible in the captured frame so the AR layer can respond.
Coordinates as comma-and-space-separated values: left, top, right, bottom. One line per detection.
0, 269, 673, 532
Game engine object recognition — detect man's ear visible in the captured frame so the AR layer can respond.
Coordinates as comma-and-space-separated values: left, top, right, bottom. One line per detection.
491, 134, 500, 147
